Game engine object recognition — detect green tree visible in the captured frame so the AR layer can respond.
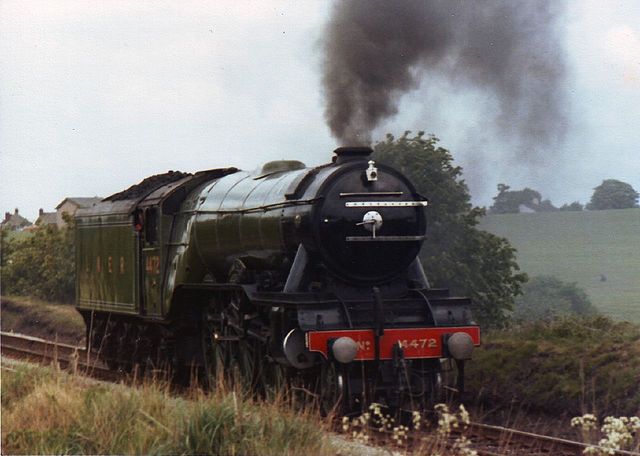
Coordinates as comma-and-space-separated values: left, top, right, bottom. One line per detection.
513, 275, 598, 322
586, 179, 639, 210
558, 201, 583, 211
2, 216, 75, 303
0, 228, 14, 269
373, 131, 527, 327
490, 185, 555, 213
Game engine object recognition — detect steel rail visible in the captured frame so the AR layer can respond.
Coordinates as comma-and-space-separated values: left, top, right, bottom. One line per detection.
464, 422, 640, 456
0, 331, 119, 382
385, 407, 639, 456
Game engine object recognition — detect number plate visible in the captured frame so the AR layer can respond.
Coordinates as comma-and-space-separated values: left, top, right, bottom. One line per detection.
306, 327, 480, 360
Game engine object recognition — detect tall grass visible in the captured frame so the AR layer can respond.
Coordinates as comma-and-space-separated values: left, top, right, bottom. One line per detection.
1, 363, 333, 455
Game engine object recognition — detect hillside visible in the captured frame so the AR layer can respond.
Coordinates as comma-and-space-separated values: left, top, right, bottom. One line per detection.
479, 208, 640, 322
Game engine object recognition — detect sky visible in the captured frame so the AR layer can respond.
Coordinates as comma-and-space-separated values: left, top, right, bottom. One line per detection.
1, 0, 639, 223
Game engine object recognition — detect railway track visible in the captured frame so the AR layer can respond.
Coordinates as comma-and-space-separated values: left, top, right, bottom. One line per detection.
395, 410, 639, 455
465, 421, 616, 455
468, 421, 585, 455
2, 331, 637, 455
349, 406, 638, 455
0, 331, 120, 382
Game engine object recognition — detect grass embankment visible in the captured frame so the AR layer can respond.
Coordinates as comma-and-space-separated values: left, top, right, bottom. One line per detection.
467, 316, 640, 417
1, 363, 333, 455
0, 295, 85, 345
479, 208, 640, 322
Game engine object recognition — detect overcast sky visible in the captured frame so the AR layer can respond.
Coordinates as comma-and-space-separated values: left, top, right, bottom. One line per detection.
1, 0, 639, 222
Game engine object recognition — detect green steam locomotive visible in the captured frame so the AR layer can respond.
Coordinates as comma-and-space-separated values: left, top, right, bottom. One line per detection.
75, 147, 479, 411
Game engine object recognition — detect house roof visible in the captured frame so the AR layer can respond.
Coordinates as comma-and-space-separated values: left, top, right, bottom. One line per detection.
1, 210, 31, 229
36, 212, 57, 225
56, 197, 103, 210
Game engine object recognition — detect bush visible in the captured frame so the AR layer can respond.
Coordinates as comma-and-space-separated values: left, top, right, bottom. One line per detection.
1, 228, 15, 268
1, 219, 75, 303
466, 316, 640, 417
513, 276, 598, 322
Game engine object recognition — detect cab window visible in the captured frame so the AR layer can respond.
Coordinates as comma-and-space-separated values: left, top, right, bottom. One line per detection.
144, 208, 158, 245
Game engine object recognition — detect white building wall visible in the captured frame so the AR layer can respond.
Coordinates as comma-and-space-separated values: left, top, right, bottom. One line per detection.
56, 201, 79, 227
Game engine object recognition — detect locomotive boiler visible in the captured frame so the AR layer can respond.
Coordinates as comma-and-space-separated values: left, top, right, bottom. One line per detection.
75, 146, 480, 412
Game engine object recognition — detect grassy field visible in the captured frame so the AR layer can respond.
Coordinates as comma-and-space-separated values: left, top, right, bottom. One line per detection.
479, 208, 640, 322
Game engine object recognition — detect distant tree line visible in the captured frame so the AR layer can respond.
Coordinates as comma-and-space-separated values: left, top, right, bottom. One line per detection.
490, 179, 638, 214
490, 185, 557, 214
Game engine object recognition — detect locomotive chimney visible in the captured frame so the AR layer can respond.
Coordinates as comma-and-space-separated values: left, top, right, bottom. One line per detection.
333, 146, 373, 164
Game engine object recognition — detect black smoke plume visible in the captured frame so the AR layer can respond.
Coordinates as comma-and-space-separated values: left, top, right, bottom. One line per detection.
322, 0, 568, 154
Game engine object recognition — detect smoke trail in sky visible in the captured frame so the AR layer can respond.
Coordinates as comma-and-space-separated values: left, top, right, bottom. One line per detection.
322, 0, 568, 157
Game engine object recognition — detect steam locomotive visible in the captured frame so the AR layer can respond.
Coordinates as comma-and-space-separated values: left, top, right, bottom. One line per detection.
75, 146, 479, 412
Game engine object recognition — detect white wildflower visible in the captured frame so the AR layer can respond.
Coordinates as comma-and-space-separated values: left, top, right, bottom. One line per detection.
412, 410, 422, 430
458, 404, 471, 425
342, 416, 350, 432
